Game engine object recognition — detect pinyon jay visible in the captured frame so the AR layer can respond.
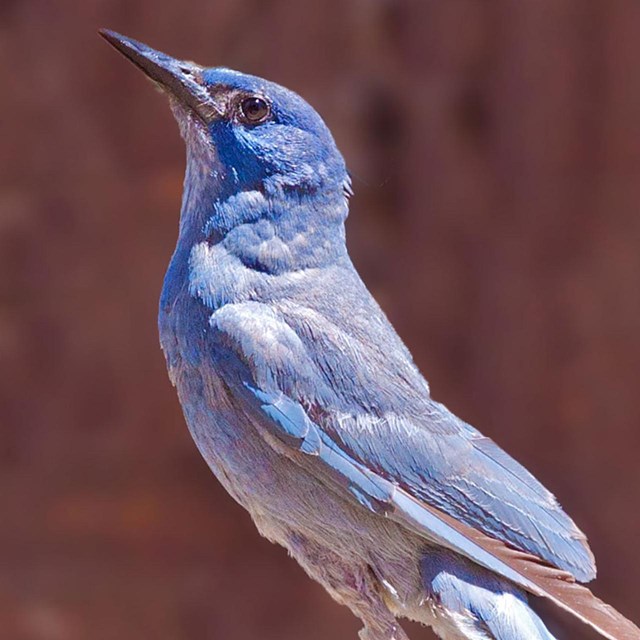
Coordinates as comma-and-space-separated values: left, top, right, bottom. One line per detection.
101, 30, 638, 640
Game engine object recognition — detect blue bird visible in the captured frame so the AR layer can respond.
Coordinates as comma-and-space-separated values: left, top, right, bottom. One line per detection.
101, 30, 638, 640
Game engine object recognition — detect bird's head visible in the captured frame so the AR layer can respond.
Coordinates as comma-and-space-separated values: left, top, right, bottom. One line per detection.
100, 30, 350, 242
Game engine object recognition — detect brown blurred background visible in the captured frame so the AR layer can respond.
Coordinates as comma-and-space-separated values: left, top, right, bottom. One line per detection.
1, 1, 639, 639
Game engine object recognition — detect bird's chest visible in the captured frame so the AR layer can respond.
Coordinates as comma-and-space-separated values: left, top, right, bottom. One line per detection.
174, 357, 281, 508
158, 270, 287, 516
157, 251, 371, 544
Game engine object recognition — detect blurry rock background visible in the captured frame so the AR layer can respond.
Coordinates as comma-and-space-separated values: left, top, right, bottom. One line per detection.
1, 1, 639, 639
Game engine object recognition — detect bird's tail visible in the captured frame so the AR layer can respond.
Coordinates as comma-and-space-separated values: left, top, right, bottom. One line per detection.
398, 495, 639, 639
422, 550, 557, 640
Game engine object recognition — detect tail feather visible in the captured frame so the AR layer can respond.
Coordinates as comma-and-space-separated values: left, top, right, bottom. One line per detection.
393, 488, 640, 640
422, 550, 557, 640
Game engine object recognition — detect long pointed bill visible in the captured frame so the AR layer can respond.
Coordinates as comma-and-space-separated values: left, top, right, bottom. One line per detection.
99, 29, 221, 123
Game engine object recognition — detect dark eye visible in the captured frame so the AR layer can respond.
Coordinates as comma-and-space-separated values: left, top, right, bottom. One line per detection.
238, 96, 271, 124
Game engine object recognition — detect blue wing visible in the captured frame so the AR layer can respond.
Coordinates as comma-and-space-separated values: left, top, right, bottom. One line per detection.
204, 294, 640, 640
209, 300, 595, 582
237, 383, 637, 640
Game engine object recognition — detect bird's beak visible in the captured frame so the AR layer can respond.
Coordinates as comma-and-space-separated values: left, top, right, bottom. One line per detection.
99, 29, 222, 123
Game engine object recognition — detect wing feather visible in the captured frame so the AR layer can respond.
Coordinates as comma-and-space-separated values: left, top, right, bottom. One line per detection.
209, 301, 639, 640
247, 386, 640, 640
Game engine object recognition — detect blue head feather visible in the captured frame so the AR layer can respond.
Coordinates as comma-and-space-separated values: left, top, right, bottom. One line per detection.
201, 68, 348, 195
155, 67, 355, 289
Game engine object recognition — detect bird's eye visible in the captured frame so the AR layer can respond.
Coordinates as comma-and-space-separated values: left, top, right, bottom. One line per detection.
238, 96, 271, 124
